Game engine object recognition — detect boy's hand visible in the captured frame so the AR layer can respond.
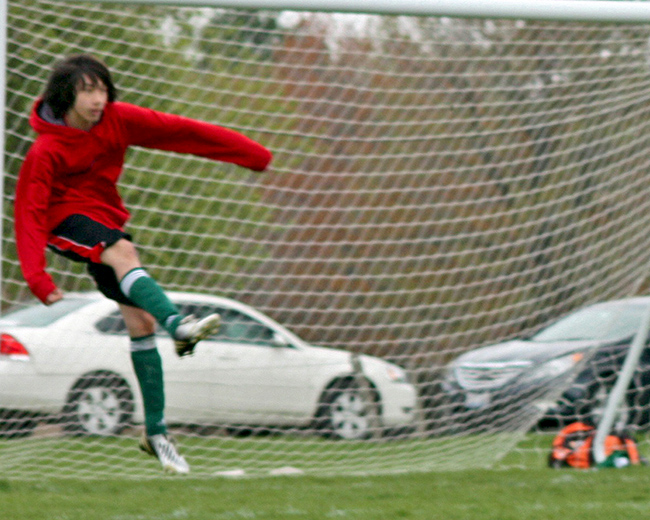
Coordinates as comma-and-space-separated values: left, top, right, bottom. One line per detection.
45, 288, 64, 305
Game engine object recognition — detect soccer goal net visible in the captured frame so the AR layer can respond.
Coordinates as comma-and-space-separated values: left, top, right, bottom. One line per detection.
3, 0, 650, 478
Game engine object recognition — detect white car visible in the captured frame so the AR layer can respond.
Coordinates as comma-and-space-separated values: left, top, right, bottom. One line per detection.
0, 292, 416, 440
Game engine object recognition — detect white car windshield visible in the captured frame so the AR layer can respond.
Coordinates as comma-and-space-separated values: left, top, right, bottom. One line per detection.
531, 303, 648, 342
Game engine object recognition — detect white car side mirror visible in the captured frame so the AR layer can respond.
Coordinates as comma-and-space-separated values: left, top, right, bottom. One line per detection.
272, 332, 289, 347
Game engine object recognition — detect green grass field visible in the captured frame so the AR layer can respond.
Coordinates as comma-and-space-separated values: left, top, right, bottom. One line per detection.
3, 431, 650, 520
3, 465, 650, 520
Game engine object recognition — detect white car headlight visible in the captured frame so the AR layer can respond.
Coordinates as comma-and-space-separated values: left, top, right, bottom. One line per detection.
357, 355, 410, 384
386, 364, 408, 383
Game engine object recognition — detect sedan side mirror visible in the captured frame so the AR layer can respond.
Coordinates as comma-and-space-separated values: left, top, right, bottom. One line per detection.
272, 332, 290, 348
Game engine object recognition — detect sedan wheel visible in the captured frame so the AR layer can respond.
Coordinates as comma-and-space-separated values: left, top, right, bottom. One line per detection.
316, 379, 380, 440
63, 372, 134, 436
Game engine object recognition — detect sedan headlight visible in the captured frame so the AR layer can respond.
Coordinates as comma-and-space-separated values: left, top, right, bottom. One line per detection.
357, 356, 411, 384
386, 364, 408, 383
525, 352, 584, 382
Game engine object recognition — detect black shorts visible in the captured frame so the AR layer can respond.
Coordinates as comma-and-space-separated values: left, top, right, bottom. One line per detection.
48, 214, 136, 306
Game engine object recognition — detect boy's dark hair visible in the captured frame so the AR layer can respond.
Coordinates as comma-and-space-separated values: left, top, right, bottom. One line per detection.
43, 54, 117, 118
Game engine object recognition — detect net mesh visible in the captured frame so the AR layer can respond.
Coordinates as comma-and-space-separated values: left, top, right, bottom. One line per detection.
3, 0, 650, 478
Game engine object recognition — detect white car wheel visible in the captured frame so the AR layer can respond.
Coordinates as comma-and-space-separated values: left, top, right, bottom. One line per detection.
63, 372, 134, 436
317, 379, 380, 440
330, 390, 370, 439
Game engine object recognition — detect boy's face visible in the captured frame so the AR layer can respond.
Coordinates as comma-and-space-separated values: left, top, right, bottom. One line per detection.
66, 75, 108, 130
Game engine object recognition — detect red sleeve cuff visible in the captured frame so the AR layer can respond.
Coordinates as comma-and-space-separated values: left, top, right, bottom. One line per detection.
253, 148, 273, 172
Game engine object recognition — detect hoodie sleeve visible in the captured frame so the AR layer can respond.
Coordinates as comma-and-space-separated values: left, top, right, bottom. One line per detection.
115, 102, 272, 172
14, 145, 58, 303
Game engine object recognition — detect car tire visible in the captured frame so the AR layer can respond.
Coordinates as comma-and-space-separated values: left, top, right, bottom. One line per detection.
0, 409, 37, 439
62, 371, 134, 436
315, 378, 381, 440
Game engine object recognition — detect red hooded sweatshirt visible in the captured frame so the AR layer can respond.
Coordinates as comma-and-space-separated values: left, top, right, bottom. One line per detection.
15, 100, 272, 303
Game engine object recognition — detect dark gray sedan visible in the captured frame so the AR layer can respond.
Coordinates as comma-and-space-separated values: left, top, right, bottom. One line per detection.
441, 298, 650, 430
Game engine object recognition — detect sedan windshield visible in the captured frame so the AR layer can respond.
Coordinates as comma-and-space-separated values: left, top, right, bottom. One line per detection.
531, 303, 648, 342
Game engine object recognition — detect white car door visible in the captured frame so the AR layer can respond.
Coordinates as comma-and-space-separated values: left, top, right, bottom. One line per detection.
204, 307, 319, 426
161, 338, 216, 424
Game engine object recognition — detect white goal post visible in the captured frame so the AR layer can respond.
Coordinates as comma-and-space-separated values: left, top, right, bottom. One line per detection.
3, 0, 650, 478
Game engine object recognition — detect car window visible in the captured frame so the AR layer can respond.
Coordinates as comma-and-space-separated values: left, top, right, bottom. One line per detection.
531, 303, 648, 342
95, 310, 128, 335
177, 304, 276, 346
215, 309, 276, 346
93, 304, 221, 336
0, 298, 94, 327
94, 302, 278, 347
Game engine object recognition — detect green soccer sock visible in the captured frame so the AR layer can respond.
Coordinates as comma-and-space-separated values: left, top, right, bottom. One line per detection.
130, 336, 167, 436
119, 268, 182, 336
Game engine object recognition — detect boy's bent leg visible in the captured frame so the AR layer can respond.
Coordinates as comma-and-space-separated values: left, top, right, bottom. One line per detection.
101, 239, 220, 356
119, 268, 182, 335
101, 240, 183, 335
51, 218, 218, 355
120, 268, 220, 356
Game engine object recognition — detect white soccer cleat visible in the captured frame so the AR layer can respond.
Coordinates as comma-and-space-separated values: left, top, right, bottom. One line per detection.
173, 313, 221, 357
139, 433, 190, 475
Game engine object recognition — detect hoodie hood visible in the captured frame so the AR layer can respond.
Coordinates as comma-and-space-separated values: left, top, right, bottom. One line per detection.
35, 101, 66, 127
29, 98, 100, 140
